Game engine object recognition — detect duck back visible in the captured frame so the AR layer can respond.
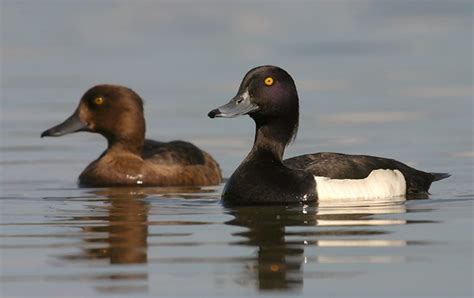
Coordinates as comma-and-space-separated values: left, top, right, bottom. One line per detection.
284, 152, 448, 195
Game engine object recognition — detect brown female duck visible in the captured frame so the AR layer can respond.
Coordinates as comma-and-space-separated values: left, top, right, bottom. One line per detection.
41, 84, 222, 187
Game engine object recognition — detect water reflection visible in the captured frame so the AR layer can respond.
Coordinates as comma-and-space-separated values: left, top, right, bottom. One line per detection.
227, 205, 305, 290
39, 189, 436, 294
55, 186, 215, 293
225, 197, 431, 292
60, 189, 150, 265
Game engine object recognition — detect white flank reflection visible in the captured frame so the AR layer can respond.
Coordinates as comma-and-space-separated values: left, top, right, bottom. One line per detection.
316, 219, 407, 226
316, 255, 408, 264
316, 239, 407, 247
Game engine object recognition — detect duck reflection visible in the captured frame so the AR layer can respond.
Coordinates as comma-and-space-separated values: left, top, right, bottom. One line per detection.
227, 205, 305, 290
225, 197, 421, 292
59, 186, 209, 265
49, 188, 152, 293
55, 186, 215, 293
58, 188, 151, 265
84, 189, 149, 264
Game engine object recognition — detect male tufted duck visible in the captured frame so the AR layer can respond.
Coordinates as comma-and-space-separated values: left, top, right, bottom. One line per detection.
42, 84, 222, 187
208, 65, 449, 205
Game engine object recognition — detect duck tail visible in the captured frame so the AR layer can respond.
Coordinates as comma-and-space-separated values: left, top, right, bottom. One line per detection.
431, 172, 451, 181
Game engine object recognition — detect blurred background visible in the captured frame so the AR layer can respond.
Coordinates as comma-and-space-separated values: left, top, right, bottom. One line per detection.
2, 0, 472, 183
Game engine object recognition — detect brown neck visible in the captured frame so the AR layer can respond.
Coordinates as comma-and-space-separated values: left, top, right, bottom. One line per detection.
105, 117, 146, 156
107, 136, 144, 155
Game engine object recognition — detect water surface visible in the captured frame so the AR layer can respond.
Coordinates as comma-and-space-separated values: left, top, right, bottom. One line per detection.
1, 1, 473, 297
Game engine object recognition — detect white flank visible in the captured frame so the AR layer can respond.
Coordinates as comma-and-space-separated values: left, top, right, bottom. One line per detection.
315, 169, 406, 200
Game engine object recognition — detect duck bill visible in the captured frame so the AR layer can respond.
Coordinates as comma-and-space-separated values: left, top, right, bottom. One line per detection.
41, 111, 89, 137
208, 91, 259, 118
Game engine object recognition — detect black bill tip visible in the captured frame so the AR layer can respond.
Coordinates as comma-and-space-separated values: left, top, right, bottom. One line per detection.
40, 127, 66, 138
40, 112, 88, 138
208, 109, 221, 119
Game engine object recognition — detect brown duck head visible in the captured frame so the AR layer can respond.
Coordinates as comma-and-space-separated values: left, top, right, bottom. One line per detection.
41, 84, 146, 153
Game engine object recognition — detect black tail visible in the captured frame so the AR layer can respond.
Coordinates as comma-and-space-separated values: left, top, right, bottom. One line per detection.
431, 172, 451, 181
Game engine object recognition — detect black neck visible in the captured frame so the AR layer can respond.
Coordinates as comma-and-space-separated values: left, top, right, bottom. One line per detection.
250, 116, 295, 161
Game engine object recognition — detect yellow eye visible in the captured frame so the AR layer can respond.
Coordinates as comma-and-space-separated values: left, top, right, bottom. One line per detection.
264, 77, 274, 86
94, 97, 104, 105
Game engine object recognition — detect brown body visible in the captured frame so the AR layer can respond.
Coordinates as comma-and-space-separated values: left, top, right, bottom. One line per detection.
42, 84, 222, 187
79, 140, 221, 187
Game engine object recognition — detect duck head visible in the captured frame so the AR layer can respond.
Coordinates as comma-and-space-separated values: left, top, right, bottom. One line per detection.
41, 84, 146, 152
208, 65, 300, 150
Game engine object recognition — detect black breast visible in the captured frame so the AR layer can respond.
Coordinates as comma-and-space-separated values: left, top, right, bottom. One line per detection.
222, 152, 316, 205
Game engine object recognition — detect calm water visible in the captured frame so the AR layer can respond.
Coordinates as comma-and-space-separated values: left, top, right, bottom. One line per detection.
1, 1, 473, 297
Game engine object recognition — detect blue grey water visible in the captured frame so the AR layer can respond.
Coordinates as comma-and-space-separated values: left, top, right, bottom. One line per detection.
1, 1, 473, 297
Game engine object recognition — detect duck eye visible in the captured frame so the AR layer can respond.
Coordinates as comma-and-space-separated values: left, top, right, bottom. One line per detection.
94, 97, 104, 105
264, 77, 274, 86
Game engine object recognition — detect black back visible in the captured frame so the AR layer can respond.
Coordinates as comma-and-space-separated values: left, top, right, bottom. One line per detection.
284, 152, 438, 195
